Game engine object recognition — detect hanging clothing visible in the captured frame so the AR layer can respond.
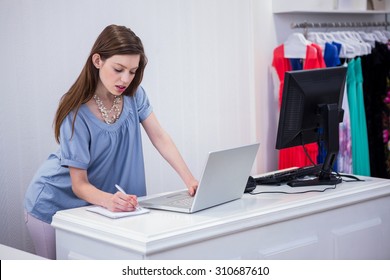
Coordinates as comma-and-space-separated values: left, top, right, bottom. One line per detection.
361, 42, 390, 178
383, 83, 390, 176
337, 83, 353, 174
355, 58, 371, 176
272, 43, 326, 169
347, 58, 371, 176
290, 29, 390, 176
324, 42, 341, 67
330, 41, 353, 174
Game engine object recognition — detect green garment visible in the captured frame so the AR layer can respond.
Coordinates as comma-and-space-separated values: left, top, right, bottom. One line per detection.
347, 58, 371, 176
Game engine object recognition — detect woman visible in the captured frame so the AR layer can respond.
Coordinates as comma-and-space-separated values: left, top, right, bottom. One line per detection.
24, 24, 198, 259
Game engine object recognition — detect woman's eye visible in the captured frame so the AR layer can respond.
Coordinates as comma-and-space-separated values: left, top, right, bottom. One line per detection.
114, 68, 123, 73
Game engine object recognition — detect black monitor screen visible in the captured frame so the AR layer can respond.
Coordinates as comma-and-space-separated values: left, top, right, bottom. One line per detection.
275, 66, 347, 186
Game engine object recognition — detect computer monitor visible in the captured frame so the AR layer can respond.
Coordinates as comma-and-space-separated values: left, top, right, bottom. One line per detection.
275, 66, 347, 187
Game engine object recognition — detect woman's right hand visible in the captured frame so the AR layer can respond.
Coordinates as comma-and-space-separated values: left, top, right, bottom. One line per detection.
69, 167, 139, 212
106, 192, 139, 212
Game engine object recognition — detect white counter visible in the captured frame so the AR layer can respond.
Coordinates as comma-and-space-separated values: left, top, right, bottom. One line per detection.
52, 176, 390, 259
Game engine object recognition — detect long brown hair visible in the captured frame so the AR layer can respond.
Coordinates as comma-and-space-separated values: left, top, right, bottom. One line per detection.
54, 24, 147, 143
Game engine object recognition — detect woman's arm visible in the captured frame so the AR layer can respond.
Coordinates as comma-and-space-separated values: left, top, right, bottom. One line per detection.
69, 167, 139, 212
141, 112, 198, 195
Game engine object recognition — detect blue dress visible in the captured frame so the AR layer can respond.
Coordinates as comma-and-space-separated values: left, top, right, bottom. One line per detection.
24, 87, 153, 223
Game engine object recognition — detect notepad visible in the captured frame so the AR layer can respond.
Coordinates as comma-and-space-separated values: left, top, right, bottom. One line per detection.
86, 205, 150, 219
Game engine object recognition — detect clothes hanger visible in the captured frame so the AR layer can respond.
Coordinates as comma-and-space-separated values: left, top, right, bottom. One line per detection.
343, 30, 368, 55
307, 31, 326, 51
358, 31, 376, 48
283, 32, 310, 58
373, 30, 388, 43
369, 28, 381, 42
331, 31, 359, 58
351, 31, 371, 54
319, 32, 347, 58
381, 30, 390, 40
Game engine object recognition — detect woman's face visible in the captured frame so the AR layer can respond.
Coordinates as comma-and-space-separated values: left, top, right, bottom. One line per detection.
93, 54, 140, 97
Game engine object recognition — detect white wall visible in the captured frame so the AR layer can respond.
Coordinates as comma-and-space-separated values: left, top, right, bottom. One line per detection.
0, 0, 277, 254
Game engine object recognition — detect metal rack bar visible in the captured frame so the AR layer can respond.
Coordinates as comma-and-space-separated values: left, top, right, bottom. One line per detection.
291, 21, 390, 29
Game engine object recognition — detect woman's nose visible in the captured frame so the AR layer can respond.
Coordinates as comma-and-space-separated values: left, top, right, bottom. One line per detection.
121, 73, 132, 84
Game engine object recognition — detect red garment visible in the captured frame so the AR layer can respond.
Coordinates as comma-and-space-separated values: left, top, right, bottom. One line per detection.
272, 43, 325, 169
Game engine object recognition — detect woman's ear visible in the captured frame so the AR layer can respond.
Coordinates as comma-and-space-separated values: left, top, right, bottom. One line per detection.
92, 53, 102, 69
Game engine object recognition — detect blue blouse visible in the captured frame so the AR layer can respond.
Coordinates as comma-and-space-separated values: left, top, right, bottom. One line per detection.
24, 87, 152, 223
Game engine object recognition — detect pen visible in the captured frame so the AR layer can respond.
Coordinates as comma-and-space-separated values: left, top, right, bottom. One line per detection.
115, 184, 141, 211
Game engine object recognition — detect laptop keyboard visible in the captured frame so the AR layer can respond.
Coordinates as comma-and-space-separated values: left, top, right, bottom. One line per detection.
166, 196, 194, 208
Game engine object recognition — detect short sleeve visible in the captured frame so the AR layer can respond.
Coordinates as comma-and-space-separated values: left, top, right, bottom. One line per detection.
135, 86, 153, 122
59, 112, 91, 169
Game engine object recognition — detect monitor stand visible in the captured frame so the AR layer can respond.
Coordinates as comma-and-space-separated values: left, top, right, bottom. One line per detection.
288, 172, 342, 187
288, 104, 343, 188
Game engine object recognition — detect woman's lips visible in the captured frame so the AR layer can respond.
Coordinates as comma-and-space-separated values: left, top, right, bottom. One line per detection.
116, 85, 126, 93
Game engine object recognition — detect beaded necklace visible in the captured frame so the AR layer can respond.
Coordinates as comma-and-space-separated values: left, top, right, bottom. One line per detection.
93, 94, 122, 124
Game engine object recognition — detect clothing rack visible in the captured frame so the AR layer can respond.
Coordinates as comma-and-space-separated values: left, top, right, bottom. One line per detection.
291, 19, 390, 38
291, 21, 390, 29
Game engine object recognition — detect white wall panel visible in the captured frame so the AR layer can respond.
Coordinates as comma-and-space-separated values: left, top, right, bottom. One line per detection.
0, 0, 275, 254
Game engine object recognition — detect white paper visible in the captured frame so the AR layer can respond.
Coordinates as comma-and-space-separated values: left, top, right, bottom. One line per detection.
86, 205, 150, 219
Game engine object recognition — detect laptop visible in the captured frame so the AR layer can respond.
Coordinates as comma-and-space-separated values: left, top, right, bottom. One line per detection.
140, 143, 260, 213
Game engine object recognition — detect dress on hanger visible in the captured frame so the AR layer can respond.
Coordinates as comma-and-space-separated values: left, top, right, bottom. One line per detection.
337, 83, 353, 174
347, 58, 371, 176
324, 42, 341, 67
327, 40, 353, 174
272, 43, 326, 169
355, 57, 371, 176
361, 42, 390, 178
